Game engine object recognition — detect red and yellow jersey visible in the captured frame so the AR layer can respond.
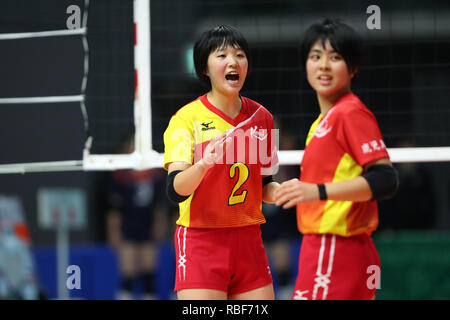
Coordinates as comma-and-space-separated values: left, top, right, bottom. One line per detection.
164, 94, 278, 228
297, 92, 389, 237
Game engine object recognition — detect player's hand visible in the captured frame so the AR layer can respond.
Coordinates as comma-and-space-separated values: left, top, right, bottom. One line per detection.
199, 133, 232, 169
274, 179, 320, 209
262, 183, 281, 204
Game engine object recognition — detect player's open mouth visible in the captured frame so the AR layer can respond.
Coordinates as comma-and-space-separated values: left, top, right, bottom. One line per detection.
318, 74, 332, 85
318, 75, 332, 80
225, 73, 239, 81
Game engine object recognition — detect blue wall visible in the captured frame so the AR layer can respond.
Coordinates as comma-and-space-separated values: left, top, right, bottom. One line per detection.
33, 241, 176, 300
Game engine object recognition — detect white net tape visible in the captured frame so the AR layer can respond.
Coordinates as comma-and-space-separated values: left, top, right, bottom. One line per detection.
0, 28, 86, 41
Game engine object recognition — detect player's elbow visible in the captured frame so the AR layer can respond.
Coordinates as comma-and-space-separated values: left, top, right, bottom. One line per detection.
166, 170, 190, 204
362, 164, 399, 201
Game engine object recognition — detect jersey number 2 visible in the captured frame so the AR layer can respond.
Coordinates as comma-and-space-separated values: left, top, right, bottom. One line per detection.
228, 163, 249, 205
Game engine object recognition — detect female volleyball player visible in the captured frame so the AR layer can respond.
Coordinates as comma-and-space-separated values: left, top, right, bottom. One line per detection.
274, 19, 399, 300
163, 25, 279, 300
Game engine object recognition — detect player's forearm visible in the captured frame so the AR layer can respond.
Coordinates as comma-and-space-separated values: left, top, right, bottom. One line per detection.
323, 176, 372, 202
173, 159, 211, 196
262, 182, 281, 203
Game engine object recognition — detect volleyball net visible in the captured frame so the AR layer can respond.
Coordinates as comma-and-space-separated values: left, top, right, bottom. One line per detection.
0, 0, 449, 174
0, 0, 161, 174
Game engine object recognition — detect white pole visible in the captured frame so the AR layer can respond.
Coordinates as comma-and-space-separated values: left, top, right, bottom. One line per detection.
133, 0, 152, 156
57, 223, 70, 299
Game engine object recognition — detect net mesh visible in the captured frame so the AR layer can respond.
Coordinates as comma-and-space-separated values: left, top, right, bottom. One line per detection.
0, 0, 87, 165
151, 0, 450, 154
86, 0, 134, 154
0, 0, 449, 168
0, 0, 135, 165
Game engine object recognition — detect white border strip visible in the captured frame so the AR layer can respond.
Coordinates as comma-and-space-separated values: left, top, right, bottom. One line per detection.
0, 28, 86, 40
388, 147, 450, 163
0, 161, 83, 174
278, 147, 450, 165
278, 150, 304, 165
83, 151, 164, 171
0, 147, 449, 174
0, 95, 84, 104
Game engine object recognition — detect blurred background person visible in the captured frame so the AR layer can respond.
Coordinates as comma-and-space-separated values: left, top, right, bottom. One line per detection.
261, 129, 300, 299
106, 134, 168, 300
0, 195, 43, 300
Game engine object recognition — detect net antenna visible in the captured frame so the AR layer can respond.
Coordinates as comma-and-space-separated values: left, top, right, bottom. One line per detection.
0, 0, 163, 174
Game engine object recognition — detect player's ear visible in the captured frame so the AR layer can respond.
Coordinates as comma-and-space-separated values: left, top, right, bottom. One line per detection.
349, 66, 358, 79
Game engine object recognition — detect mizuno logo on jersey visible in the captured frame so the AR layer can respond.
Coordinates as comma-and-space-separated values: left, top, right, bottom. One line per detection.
201, 121, 215, 131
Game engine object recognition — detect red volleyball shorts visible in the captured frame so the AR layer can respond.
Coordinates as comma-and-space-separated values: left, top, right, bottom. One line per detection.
174, 224, 273, 295
292, 233, 381, 300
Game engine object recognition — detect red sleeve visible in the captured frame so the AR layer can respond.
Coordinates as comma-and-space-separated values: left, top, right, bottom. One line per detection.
336, 105, 389, 166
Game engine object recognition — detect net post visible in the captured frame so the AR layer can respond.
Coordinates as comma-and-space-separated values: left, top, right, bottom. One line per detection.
133, 0, 152, 159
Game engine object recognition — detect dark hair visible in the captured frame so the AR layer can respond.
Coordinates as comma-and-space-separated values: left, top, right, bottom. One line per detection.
300, 18, 363, 74
193, 24, 251, 87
